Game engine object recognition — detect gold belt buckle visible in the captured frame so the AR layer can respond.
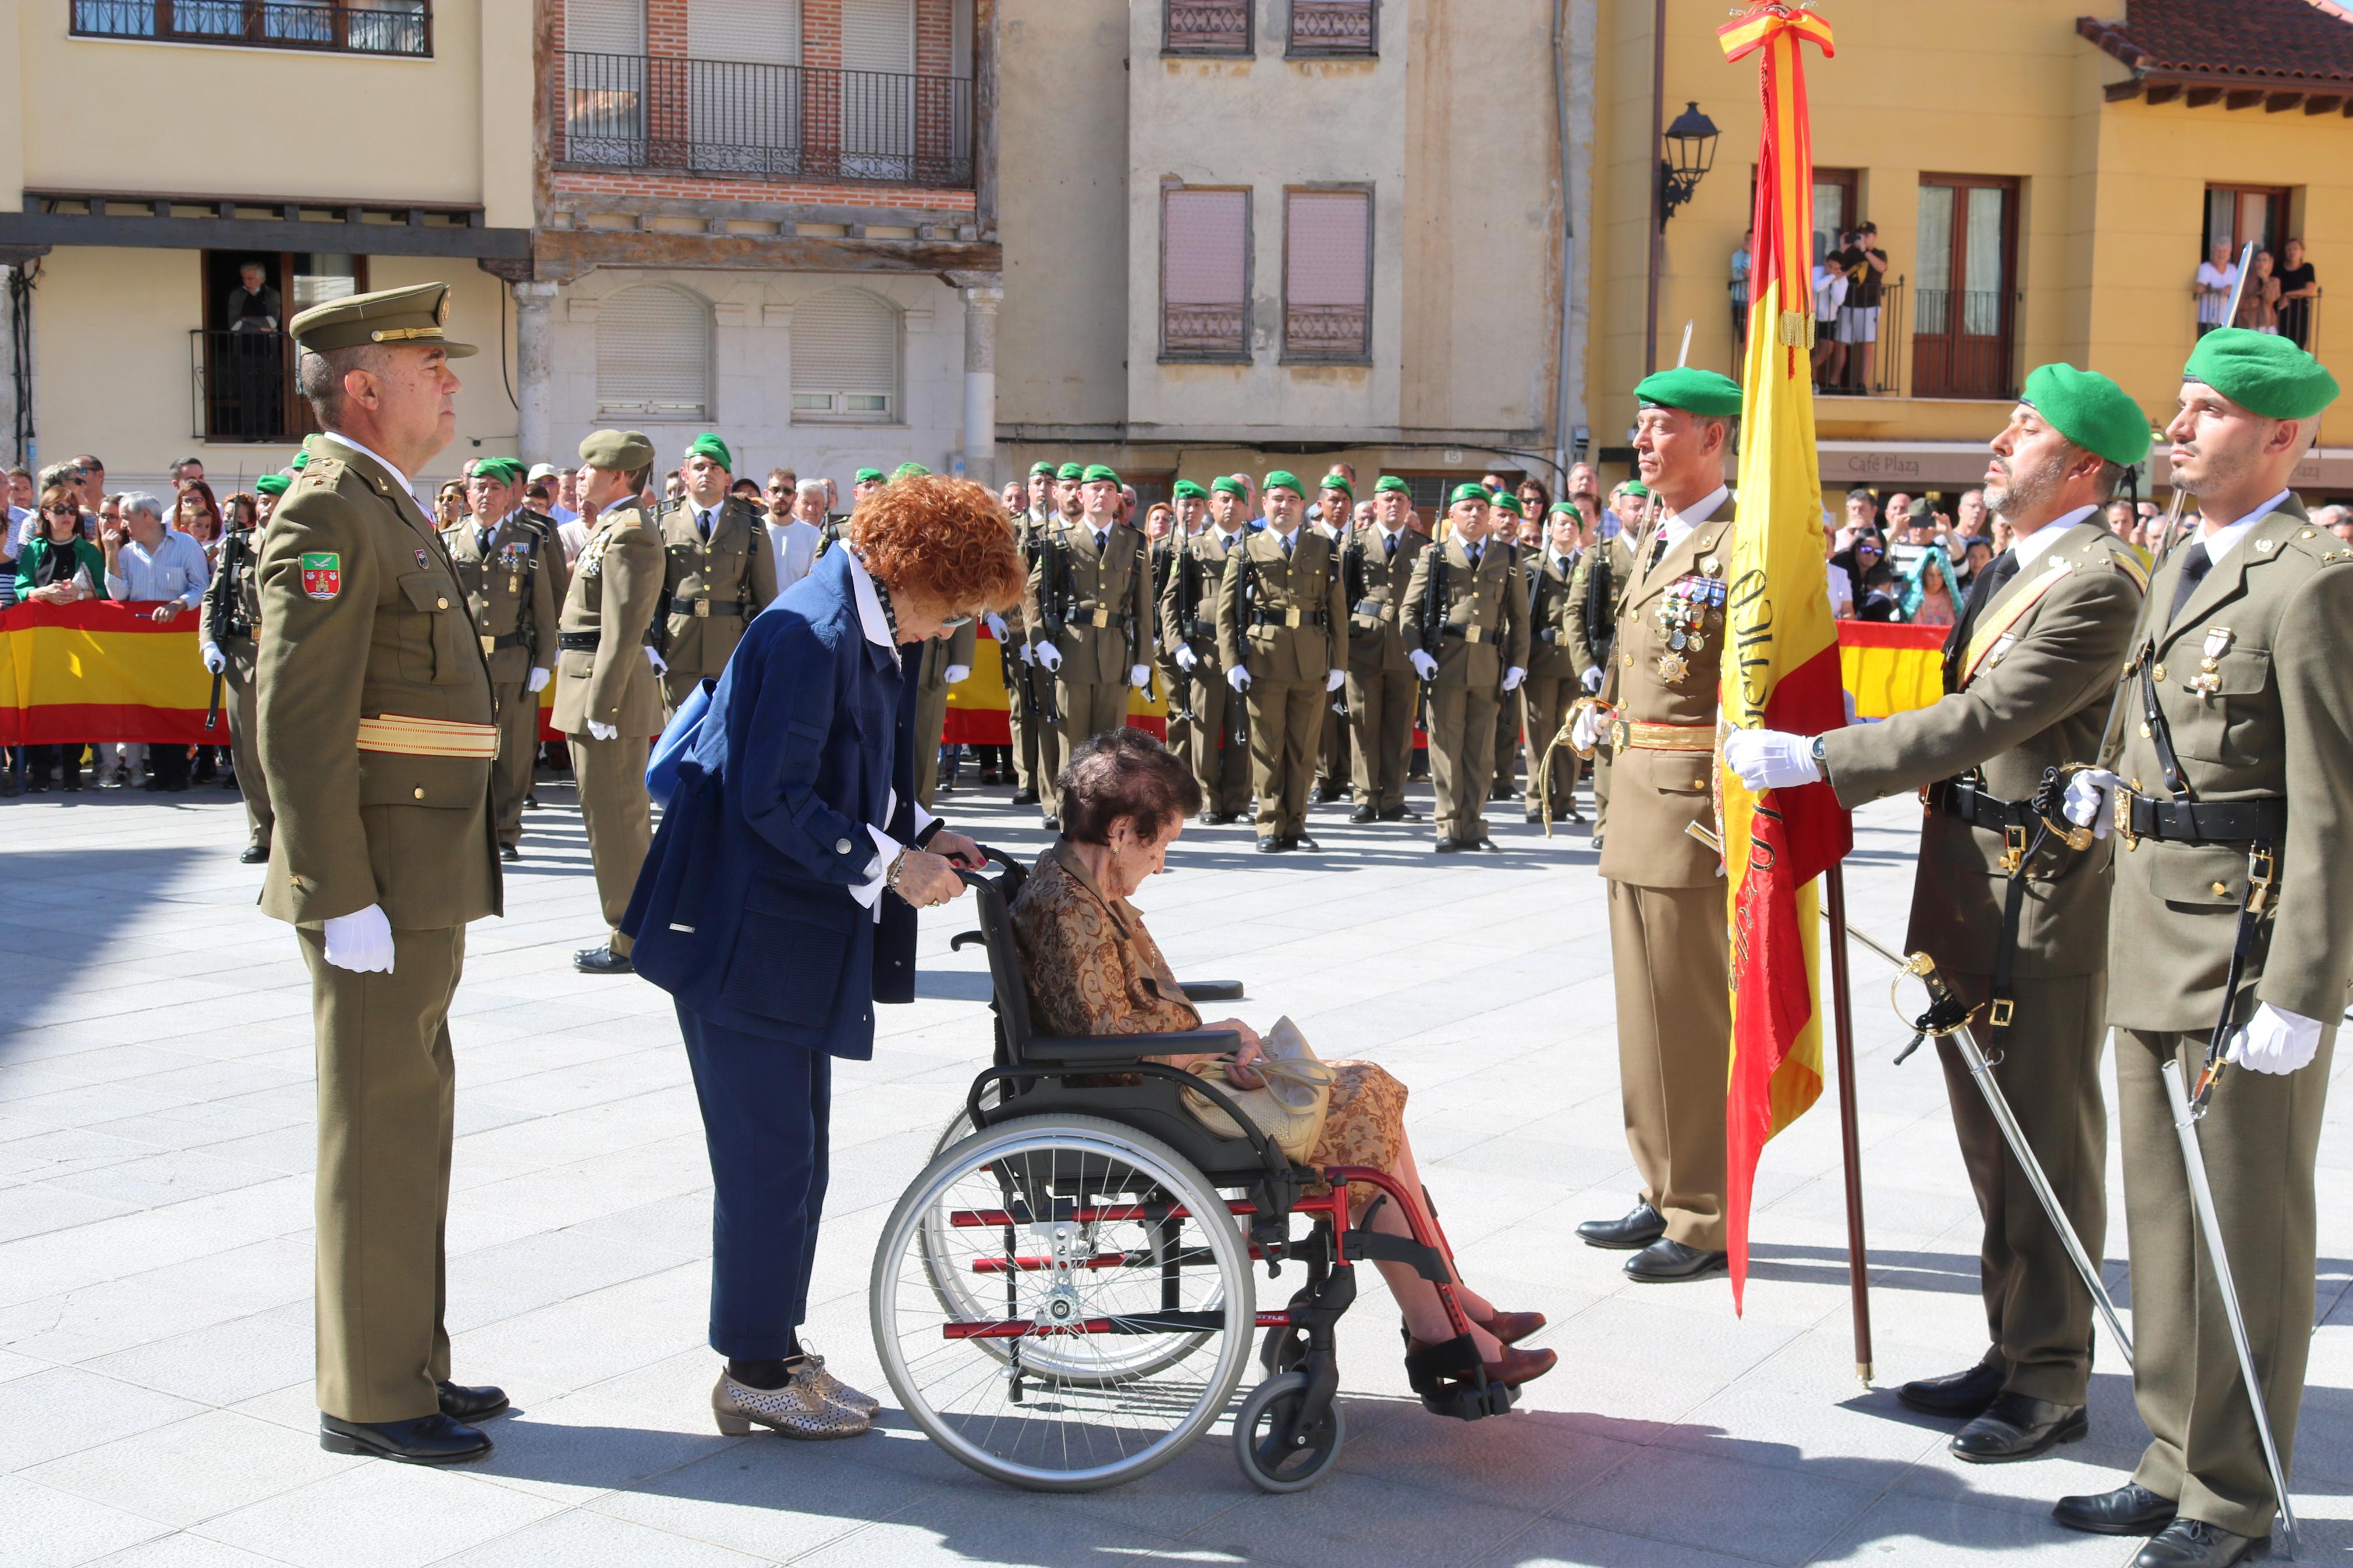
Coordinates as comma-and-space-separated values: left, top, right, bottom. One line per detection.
1284, 607, 1303, 628
2114, 790, 2138, 849
480, 634, 496, 655
693, 600, 710, 617
1608, 719, 1630, 752
1092, 607, 1112, 628
1998, 823, 2028, 877
1465, 625, 1486, 644
1989, 998, 2015, 1027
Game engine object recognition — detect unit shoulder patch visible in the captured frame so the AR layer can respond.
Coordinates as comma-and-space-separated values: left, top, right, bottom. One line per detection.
299, 552, 342, 600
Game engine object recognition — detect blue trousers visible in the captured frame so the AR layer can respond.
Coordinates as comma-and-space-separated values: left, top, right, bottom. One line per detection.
677, 1005, 833, 1360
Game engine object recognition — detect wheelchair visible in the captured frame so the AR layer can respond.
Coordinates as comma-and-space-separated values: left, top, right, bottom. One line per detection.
868, 848, 1517, 1494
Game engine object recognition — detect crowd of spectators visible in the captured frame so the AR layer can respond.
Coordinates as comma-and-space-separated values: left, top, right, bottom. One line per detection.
2196, 237, 2319, 349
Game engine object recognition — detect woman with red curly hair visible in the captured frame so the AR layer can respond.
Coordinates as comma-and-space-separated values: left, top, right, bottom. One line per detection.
623, 474, 1025, 1441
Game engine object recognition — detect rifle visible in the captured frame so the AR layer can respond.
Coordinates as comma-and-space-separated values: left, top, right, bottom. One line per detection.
204, 669, 224, 733
1415, 540, 1447, 734
1172, 543, 1204, 724
1127, 532, 1148, 697
1229, 540, 1260, 756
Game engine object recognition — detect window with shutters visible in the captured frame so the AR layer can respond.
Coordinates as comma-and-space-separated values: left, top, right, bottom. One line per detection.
686, 1, 803, 175
791, 289, 899, 421
597, 285, 713, 421
1160, 186, 1251, 364
1287, 0, 1374, 57
1283, 187, 1372, 364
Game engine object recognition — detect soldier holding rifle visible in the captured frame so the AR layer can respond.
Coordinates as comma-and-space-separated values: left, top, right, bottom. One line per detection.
1341, 474, 1429, 824
1403, 483, 1527, 852
1218, 470, 1346, 852
1160, 478, 1252, 822
1023, 463, 1154, 828
201, 472, 278, 864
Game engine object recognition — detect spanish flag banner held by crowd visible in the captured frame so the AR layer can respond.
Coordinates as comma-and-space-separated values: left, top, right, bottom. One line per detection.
1717, 2, 1855, 1311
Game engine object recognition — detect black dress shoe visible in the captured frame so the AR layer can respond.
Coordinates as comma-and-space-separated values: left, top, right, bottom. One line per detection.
573, 944, 634, 975
2133, 1519, 2266, 1567
1624, 1238, 1729, 1282
2054, 1483, 2178, 1537
1349, 805, 1377, 824
1950, 1392, 2086, 1463
524, 792, 540, 809
1577, 1201, 1665, 1249
1012, 788, 1039, 806
1257, 835, 1280, 853
1433, 838, 1464, 854
1041, 814, 1059, 831
1286, 834, 1320, 852
1471, 837, 1500, 851
435, 1381, 510, 1423
499, 845, 520, 863
1525, 809, 1542, 824
239, 845, 269, 864
1379, 804, 1418, 822
318, 1411, 491, 1464
1897, 1361, 2005, 1419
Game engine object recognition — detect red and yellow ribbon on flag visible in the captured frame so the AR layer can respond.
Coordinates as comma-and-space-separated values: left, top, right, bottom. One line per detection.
1716, 2, 1856, 1311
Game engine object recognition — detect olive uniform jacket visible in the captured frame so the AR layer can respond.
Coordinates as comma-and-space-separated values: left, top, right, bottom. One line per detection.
1401, 536, 1531, 689
1339, 522, 1430, 676
1821, 521, 2148, 977
2107, 496, 2353, 1031
916, 618, 979, 694
553, 503, 666, 739
1216, 526, 1348, 685
1159, 527, 1248, 667
441, 509, 569, 689
198, 524, 263, 650
1566, 534, 1638, 683
659, 493, 779, 677
253, 445, 501, 930
1597, 508, 1737, 890
1023, 517, 1157, 684
1524, 545, 1584, 682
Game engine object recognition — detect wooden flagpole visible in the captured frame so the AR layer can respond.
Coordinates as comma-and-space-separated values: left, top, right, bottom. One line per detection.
1823, 862, 1873, 1383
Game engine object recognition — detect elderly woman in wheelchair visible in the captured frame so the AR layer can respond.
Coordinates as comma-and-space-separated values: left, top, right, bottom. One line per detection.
867, 731, 1551, 1494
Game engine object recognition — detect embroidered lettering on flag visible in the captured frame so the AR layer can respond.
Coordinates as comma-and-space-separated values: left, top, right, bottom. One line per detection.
301, 552, 342, 600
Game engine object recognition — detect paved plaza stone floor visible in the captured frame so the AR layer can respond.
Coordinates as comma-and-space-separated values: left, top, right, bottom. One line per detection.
5, 767, 2353, 1568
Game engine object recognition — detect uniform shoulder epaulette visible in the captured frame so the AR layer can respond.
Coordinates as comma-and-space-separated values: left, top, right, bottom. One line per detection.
2281, 521, 2352, 566
297, 454, 347, 488
2079, 531, 2151, 592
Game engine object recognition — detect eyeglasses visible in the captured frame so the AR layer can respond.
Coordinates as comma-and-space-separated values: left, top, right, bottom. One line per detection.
938, 614, 975, 631
41, 503, 79, 516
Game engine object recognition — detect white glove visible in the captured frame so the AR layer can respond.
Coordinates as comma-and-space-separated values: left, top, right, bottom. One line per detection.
1723, 728, 1820, 790
944, 664, 969, 685
645, 646, 669, 675
1174, 644, 1198, 673
1500, 666, 1526, 694
1326, 669, 1347, 693
1409, 649, 1439, 681
201, 642, 226, 674
527, 666, 552, 694
1035, 642, 1064, 673
2226, 1002, 2324, 1075
1018, 642, 1035, 666
588, 719, 617, 741
1226, 664, 1252, 692
322, 904, 395, 975
1570, 703, 1605, 753
983, 611, 1007, 641
1581, 665, 1604, 694
2063, 767, 2123, 840
1130, 663, 1152, 689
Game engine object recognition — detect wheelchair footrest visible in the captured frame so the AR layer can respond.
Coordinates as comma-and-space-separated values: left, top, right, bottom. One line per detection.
1419, 1377, 1518, 1421
1403, 1332, 1518, 1421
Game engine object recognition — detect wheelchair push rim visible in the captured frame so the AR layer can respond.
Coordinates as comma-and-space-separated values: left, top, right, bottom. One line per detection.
872, 1114, 1257, 1491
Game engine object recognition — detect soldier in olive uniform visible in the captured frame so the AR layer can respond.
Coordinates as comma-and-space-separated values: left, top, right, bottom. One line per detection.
200, 472, 277, 863
657, 433, 778, 713
1403, 484, 1529, 851
1218, 471, 1346, 851
1482, 492, 1531, 805
1573, 369, 1741, 1283
1521, 502, 1588, 824
1567, 490, 1642, 845
1342, 475, 1430, 824
913, 618, 978, 809
1314, 474, 1357, 803
2052, 332, 2353, 1568
258, 284, 505, 1464
557, 432, 668, 976
1024, 463, 1155, 824
442, 457, 568, 862
1730, 364, 2154, 1463
1164, 476, 1255, 822
989, 459, 1060, 805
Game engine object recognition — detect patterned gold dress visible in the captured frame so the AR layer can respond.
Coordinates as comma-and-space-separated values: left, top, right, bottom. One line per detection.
1009, 841, 1406, 1219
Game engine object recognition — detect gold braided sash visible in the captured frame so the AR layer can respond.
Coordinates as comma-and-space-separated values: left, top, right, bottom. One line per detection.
356, 713, 498, 759
1608, 718, 1716, 753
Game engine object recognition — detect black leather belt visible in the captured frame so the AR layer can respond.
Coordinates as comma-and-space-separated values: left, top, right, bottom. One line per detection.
1252, 609, 1328, 628
1187, 617, 1217, 641
1929, 776, 2065, 1034
670, 598, 746, 618
557, 630, 601, 652
484, 630, 528, 652
1930, 777, 2038, 831
1351, 599, 1386, 618
2122, 794, 2287, 845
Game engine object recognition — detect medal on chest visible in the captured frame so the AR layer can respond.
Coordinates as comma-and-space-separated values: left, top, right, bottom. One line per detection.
2192, 625, 2232, 703
1653, 574, 1724, 683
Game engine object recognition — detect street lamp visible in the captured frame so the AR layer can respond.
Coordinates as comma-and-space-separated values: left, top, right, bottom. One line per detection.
1659, 101, 1720, 226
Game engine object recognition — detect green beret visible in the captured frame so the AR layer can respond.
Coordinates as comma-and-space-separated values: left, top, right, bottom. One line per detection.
1318, 472, 1354, 497
1622, 479, 1651, 499
1057, 463, 1085, 481
288, 280, 476, 358
2183, 328, 2341, 421
1448, 482, 1492, 507
1489, 492, 1525, 517
580, 429, 655, 471
1548, 500, 1578, 517
254, 474, 290, 498
892, 462, 932, 481
2018, 362, 2151, 468
1211, 476, 1248, 499
289, 449, 310, 471
1262, 469, 1305, 497
472, 457, 526, 486
685, 433, 733, 472
1172, 479, 1209, 500
1634, 366, 1744, 418
855, 467, 886, 485
1028, 460, 1058, 478
1374, 475, 1411, 496
1081, 464, 1122, 486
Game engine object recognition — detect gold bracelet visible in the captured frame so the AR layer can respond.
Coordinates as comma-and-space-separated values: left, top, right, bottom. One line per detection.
884, 847, 909, 893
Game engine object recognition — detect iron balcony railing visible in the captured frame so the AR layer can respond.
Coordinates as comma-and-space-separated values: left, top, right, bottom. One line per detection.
73, 0, 431, 58
190, 329, 317, 445
1166, 1, 1251, 55
557, 51, 973, 189
1736, 277, 1908, 397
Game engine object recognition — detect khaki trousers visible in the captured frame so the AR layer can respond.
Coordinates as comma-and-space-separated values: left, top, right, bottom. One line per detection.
1520, 674, 1578, 813
1159, 655, 1190, 770
1041, 678, 1127, 815
1931, 968, 2109, 1405
1492, 689, 1521, 795
1318, 694, 1349, 788
489, 679, 540, 851
1185, 663, 1252, 815
1606, 879, 1731, 1249
1425, 684, 1499, 842
1245, 677, 1320, 838
303, 921, 464, 1423
568, 734, 652, 957
914, 683, 950, 810
1589, 748, 1614, 844
1347, 664, 1417, 813
221, 642, 273, 849
2118, 1025, 2334, 1538
1006, 652, 1044, 793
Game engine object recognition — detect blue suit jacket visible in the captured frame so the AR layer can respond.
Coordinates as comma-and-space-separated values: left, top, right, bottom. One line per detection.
623, 549, 925, 1056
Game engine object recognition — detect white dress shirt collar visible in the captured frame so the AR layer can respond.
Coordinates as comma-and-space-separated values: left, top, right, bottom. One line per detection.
2011, 504, 2098, 572
1212, 524, 1243, 550
1658, 484, 1728, 551
2201, 489, 2292, 567
840, 546, 893, 649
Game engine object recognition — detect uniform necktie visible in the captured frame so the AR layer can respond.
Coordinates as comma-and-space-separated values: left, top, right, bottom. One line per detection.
1467, 543, 1482, 568
1384, 533, 1397, 560
1095, 528, 1108, 552
478, 525, 493, 557
697, 509, 712, 542
1644, 526, 1670, 576
1943, 547, 2018, 686
1281, 534, 1293, 558
2169, 541, 2213, 624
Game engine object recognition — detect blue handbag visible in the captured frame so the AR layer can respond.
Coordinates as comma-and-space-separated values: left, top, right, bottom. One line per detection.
645, 676, 717, 809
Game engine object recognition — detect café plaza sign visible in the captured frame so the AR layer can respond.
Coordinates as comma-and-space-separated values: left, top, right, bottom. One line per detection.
1816, 440, 2353, 493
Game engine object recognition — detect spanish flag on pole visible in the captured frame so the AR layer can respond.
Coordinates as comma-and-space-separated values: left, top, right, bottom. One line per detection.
1717, 2, 1853, 1311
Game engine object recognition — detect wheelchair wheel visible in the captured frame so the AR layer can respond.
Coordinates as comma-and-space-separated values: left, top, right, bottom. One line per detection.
873, 1114, 1256, 1491
1233, 1370, 1346, 1494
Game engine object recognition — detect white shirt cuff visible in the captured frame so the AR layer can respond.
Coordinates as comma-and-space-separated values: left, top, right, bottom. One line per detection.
913, 801, 939, 840
849, 823, 903, 917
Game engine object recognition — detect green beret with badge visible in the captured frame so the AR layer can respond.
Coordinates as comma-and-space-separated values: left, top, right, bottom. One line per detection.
1490, 492, 1525, 517
1172, 479, 1208, 500
685, 432, 734, 471
892, 462, 932, 481
1057, 462, 1085, 481
1374, 475, 1411, 496
2182, 327, 2341, 420
2020, 361, 2153, 467
1211, 475, 1248, 499
1081, 463, 1121, 485
580, 429, 656, 471
472, 457, 526, 486
1029, 460, 1058, 478
287, 280, 477, 358
1449, 482, 1491, 507
1262, 469, 1305, 497
855, 467, 886, 485
1319, 472, 1354, 497
255, 473, 291, 498
1635, 365, 1744, 418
